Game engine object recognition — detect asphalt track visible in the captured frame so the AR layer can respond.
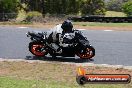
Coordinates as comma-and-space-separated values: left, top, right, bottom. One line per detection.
0, 26, 132, 66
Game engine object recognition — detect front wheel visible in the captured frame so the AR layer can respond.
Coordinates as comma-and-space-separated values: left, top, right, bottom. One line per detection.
76, 46, 95, 59
29, 42, 48, 57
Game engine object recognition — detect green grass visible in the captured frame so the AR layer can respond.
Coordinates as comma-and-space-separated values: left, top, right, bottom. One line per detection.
0, 76, 131, 88
0, 76, 77, 88
0, 77, 37, 88
105, 11, 127, 17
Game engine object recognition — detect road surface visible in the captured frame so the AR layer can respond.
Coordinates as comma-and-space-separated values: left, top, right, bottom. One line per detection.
0, 26, 132, 66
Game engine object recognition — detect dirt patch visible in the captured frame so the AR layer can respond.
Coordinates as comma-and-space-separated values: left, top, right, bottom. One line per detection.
74, 25, 132, 31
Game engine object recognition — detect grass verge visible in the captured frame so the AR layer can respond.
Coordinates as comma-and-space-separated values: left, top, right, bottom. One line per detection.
73, 22, 132, 27
0, 22, 132, 31
0, 22, 132, 27
105, 11, 126, 17
0, 61, 132, 88
1, 76, 131, 88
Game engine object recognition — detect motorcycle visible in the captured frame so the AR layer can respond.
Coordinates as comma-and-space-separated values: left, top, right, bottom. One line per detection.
26, 29, 95, 59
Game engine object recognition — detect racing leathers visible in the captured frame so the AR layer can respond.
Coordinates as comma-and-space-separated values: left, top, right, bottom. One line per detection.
47, 24, 65, 53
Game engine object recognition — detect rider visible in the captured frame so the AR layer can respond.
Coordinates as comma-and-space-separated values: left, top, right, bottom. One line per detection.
47, 20, 74, 53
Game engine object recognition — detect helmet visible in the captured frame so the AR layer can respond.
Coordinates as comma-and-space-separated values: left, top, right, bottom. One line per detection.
61, 20, 73, 32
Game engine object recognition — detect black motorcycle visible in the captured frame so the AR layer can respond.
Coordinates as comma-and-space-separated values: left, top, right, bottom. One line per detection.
26, 30, 95, 59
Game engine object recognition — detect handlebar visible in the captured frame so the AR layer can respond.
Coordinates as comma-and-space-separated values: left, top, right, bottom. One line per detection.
26, 32, 31, 37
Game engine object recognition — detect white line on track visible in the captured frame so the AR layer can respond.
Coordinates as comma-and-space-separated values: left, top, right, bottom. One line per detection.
103, 30, 113, 31
78, 29, 114, 31
77, 29, 86, 30
18, 27, 28, 29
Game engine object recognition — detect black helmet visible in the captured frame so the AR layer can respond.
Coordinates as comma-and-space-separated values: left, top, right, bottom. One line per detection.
61, 20, 73, 32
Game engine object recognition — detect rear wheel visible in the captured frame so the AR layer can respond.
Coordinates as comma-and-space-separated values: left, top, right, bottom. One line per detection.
29, 42, 48, 57
76, 46, 95, 59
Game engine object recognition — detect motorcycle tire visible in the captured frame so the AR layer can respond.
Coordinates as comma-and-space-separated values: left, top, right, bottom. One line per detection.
29, 42, 48, 57
76, 46, 95, 59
